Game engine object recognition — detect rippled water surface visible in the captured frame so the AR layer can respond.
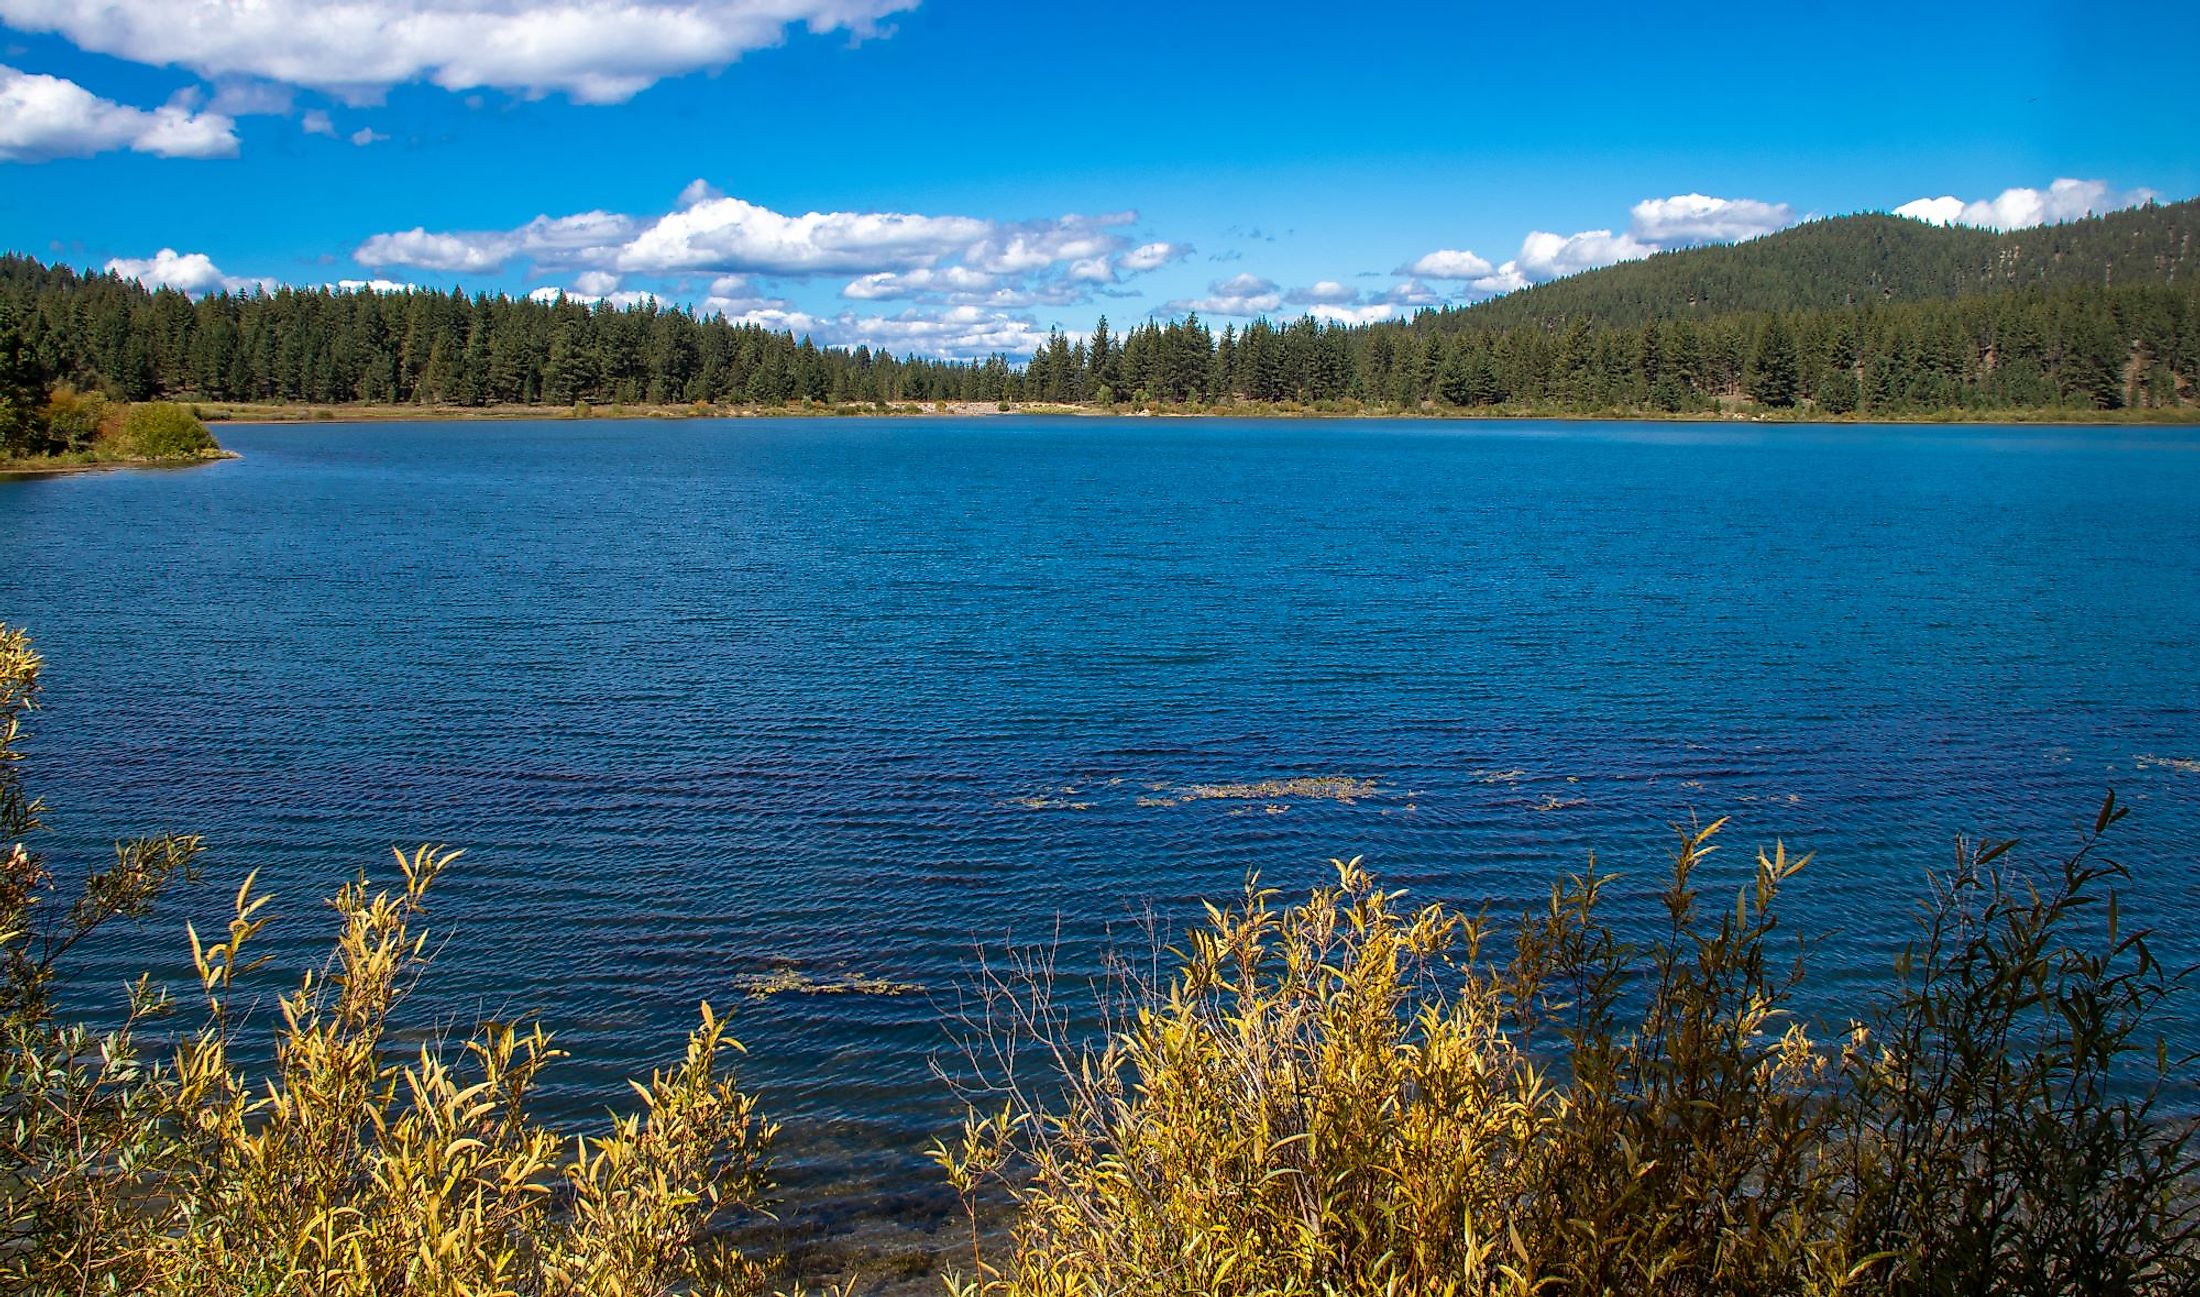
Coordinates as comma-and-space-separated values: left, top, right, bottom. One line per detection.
4, 415, 2199, 1276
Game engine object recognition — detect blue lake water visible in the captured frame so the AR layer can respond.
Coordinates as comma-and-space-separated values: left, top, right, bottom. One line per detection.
4, 415, 2199, 1274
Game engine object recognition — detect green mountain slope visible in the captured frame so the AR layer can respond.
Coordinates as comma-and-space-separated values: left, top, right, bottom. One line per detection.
1438, 198, 2199, 330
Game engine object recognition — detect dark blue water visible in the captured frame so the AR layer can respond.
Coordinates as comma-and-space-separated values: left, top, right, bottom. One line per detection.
4, 416, 2199, 1271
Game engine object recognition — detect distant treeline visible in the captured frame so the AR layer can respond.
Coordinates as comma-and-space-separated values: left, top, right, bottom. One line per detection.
2, 248, 2194, 417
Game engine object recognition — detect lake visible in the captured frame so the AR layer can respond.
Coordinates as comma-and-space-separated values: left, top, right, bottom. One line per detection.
4, 415, 2199, 1278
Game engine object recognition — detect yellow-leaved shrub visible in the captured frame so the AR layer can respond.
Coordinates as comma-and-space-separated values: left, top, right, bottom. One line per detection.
1, 624, 781, 1297
937, 821, 2200, 1296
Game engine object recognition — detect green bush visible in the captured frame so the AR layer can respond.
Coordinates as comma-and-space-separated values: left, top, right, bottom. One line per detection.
114, 401, 216, 459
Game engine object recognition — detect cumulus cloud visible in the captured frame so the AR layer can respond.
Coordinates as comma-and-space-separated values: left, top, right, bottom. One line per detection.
350, 126, 388, 146
301, 108, 336, 136
1510, 227, 1657, 281
570, 269, 621, 296
356, 209, 637, 272
334, 277, 417, 292
1627, 192, 1796, 244
1400, 249, 1494, 279
1287, 280, 1360, 306
1118, 240, 1188, 273
1893, 177, 2158, 231
0, 0, 920, 104
617, 196, 992, 275
0, 64, 237, 162
1167, 273, 1283, 317
841, 265, 997, 300
105, 248, 269, 295
357, 186, 1180, 313
1280, 277, 1449, 325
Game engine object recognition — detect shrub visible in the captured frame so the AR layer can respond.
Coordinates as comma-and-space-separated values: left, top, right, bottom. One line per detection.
0, 625, 782, 1297
113, 401, 216, 459
939, 813, 2200, 1296
40, 386, 107, 453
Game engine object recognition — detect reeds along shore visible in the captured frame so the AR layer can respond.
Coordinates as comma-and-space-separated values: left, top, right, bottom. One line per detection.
4, 619, 2196, 1296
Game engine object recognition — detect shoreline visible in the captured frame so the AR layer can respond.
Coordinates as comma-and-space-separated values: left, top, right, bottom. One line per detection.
199, 401, 2200, 429
0, 449, 239, 477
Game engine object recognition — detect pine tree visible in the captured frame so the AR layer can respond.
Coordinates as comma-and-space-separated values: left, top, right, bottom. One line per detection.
1746, 313, 1799, 407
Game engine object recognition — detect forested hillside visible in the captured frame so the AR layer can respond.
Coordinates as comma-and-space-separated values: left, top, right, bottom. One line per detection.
1446, 198, 2199, 329
2, 203, 2196, 426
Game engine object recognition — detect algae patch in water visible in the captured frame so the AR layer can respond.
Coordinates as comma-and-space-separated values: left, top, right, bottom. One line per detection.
2138, 753, 2200, 774
1147, 776, 1378, 807
732, 967, 922, 999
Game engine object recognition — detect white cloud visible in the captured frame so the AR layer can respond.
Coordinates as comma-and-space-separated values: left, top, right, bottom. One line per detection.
356, 227, 513, 272
1510, 227, 1657, 280
614, 196, 993, 275
335, 278, 418, 292
958, 211, 1134, 276
1288, 279, 1360, 305
842, 265, 996, 300
0, 0, 920, 104
1894, 196, 1965, 226
106, 248, 270, 295
1281, 276, 1451, 324
1893, 177, 2158, 231
571, 269, 621, 296
1401, 248, 1494, 279
0, 63, 237, 162
1167, 273, 1283, 317
359, 187, 1178, 311
355, 209, 637, 272
350, 126, 388, 146
1628, 193, 1796, 244
1436, 226, 1660, 298
301, 108, 336, 136
1118, 240, 1188, 273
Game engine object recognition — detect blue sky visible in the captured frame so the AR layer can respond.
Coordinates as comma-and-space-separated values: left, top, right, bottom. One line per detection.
3, 0, 2195, 358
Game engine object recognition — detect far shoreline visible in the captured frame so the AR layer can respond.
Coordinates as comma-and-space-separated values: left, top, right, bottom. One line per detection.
199, 400, 2200, 430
